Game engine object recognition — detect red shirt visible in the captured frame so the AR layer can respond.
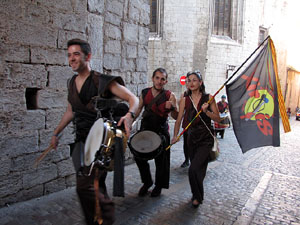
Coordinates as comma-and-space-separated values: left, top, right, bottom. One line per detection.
217, 101, 228, 113
142, 88, 171, 118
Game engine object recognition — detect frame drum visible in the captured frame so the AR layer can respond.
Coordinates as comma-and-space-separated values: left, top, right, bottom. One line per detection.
128, 130, 162, 160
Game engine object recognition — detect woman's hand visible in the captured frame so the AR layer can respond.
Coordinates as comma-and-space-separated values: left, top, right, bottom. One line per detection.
171, 136, 179, 145
201, 102, 209, 113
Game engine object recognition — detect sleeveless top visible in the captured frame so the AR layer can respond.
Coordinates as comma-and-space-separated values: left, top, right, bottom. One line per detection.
141, 87, 171, 134
68, 70, 125, 142
185, 93, 214, 147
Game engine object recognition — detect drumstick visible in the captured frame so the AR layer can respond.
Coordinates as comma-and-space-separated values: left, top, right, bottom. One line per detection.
34, 133, 62, 168
34, 145, 53, 168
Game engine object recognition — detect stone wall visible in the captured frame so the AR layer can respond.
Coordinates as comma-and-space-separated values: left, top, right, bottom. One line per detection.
0, 0, 149, 206
148, 0, 210, 99
201, 0, 289, 97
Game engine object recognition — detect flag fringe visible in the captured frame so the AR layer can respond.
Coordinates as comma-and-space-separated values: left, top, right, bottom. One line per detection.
269, 39, 291, 133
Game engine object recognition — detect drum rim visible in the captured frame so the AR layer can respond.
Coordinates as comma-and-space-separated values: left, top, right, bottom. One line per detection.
84, 118, 104, 166
130, 130, 161, 153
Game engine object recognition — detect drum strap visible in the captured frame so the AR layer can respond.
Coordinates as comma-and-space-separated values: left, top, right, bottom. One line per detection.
142, 89, 165, 117
113, 137, 125, 197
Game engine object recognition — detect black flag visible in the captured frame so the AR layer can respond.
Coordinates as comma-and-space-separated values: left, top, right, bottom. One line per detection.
226, 38, 289, 153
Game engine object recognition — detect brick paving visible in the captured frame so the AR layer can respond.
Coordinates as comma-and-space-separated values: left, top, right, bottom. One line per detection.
0, 118, 300, 225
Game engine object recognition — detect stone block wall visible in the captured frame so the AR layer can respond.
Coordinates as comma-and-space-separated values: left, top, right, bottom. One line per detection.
205, 0, 289, 98
148, 0, 210, 99
148, 0, 289, 101
0, 0, 149, 206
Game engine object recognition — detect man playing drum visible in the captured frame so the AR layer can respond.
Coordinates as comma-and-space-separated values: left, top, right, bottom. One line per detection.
133, 68, 178, 197
217, 95, 229, 113
50, 39, 138, 225
216, 95, 230, 138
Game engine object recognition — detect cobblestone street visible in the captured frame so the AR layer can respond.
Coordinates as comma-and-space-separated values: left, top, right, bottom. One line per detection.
0, 118, 300, 225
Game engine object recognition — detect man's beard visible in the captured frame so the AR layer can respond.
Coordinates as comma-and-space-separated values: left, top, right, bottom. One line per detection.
153, 85, 163, 91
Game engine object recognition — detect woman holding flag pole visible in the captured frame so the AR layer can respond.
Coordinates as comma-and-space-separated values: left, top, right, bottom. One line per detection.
168, 37, 273, 208
171, 71, 220, 208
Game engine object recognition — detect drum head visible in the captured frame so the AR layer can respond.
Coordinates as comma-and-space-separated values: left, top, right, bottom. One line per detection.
130, 130, 161, 153
84, 118, 104, 166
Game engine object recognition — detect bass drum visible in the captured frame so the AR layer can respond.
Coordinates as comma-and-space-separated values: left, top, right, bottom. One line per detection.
128, 130, 163, 160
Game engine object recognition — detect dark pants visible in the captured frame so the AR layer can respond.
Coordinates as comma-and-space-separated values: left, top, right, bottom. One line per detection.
135, 113, 171, 188
188, 145, 210, 202
76, 169, 115, 225
183, 132, 189, 162
135, 148, 170, 188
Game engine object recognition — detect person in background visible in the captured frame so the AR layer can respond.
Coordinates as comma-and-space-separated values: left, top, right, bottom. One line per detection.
217, 95, 229, 113
287, 107, 291, 119
217, 95, 231, 129
180, 75, 190, 168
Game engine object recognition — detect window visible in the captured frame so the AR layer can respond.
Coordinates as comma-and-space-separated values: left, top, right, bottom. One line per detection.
258, 27, 268, 45
212, 0, 244, 43
213, 0, 231, 36
25, 88, 40, 110
226, 64, 236, 79
149, 0, 163, 37
150, 0, 157, 33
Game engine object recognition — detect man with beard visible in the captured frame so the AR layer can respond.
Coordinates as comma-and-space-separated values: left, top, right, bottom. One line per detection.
133, 68, 178, 197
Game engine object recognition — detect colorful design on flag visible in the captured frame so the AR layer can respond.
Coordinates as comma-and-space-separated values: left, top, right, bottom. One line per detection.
226, 37, 290, 153
242, 90, 274, 121
240, 83, 275, 136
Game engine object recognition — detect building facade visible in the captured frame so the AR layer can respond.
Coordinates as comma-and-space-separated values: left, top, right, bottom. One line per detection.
148, 0, 289, 99
285, 68, 300, 114
0, 0, 292, 207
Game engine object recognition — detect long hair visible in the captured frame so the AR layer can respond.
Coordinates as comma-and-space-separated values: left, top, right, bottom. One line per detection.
186, 71, 206, 96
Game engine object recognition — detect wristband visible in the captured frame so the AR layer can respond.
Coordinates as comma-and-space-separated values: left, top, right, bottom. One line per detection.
53, 133, 59, 137
128, 111, 135, 119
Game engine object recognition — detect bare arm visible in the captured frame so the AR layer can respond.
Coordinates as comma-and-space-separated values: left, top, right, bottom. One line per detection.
51, 102, 74, 149
109, 81, 139, 137
202, 95, 221, 123
169, 92, 178, 120
171, 95, 186, 144
134, 95, 144, 120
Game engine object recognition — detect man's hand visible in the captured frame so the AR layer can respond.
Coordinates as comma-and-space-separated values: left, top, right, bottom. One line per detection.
50, 135, 59, 150
117, 113, 134, 138
165, 101, 174, 110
